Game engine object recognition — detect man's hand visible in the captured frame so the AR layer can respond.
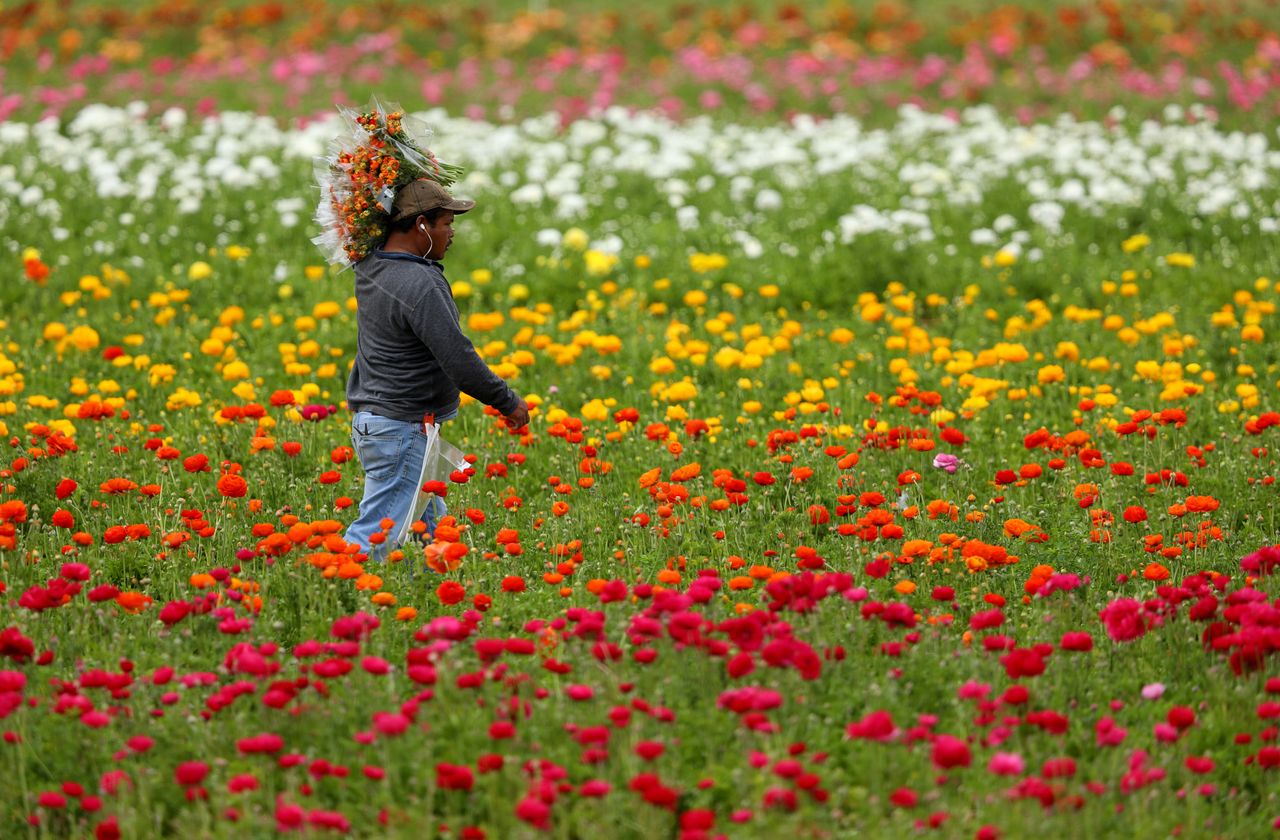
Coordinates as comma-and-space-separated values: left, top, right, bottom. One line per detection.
503, 398, 530, 430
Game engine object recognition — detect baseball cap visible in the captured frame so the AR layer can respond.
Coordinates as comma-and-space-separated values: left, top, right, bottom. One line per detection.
390, 179, 475, 222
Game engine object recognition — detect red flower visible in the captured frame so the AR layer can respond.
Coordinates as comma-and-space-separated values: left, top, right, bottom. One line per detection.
1000, 647, 1046, 679
55, 479, 78, 499
931, 734, 971, 769
1060, 632, 1093, 652
515, 797, 550, 829
436, 581, 465, 605
889, 787, 918, 808
1122, 506, 1148, 523
436, 762, 475, 791
635, 741, 664, 761
174, 761, 209, 787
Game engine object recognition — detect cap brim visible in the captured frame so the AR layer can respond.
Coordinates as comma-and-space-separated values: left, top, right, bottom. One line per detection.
444, 198, 475, 214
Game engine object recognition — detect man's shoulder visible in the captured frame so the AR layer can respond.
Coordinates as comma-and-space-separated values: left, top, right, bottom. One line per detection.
357, 253, 446, 303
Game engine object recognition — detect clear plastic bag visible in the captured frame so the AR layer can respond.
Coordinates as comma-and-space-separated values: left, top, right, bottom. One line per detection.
391, 422, 470, 548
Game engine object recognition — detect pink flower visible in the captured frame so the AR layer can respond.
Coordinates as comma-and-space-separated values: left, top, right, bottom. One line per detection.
1099, 598, 1155, 642
932, 453, 961, 474
566, 684, 594, 701
1241, 545, 1280, 576
846, 710, 897, 742
579, 780, 611, 797
515, 796, 550, 829
987, 752, 1025, 776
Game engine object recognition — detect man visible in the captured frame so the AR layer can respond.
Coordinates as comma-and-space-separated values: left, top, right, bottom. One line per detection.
343, 178, 529, 559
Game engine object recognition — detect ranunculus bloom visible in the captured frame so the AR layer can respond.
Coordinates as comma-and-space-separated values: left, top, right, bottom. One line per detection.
932, 453, 961, 474
931, 735, 971, 769
216, 474, 248, 498
174, 761, 209, 787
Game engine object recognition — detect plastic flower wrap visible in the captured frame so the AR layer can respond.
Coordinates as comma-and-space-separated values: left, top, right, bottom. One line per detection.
312, 98, 464, 266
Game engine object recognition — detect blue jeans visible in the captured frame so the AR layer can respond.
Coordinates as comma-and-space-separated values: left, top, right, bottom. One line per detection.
344, 410, 455, 561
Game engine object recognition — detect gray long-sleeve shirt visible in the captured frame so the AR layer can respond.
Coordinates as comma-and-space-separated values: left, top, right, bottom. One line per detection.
345, 250, 521, 423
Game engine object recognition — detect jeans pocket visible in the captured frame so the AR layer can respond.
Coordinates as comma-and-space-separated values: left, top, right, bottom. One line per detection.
354, 418, 407, 483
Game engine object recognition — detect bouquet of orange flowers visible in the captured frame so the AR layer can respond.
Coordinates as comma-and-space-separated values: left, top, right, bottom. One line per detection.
312, 98, 464, 266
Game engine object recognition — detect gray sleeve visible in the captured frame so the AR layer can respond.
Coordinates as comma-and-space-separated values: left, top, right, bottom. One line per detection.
406, 285, 521, 414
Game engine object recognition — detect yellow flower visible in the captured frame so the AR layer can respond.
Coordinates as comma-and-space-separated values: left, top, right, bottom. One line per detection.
304, 265, 326, 280
468, 312, 505, 332
188, 261, 213, 280
67, 326, 101, 352
149, 364, 177, 386
222, 360, 250, 381
649, 356, 676, 375
1037, 365, 1065, 384
562, 228, 589, 251
313, 301, 341, 319
1122, 233, 1151, 253
584, 250, 618, 276
662, 380, 698, 402
581, 399, 610, 421
1165, 252, 1196, 268
688, 252, 727, 274
166, 387, 203, 410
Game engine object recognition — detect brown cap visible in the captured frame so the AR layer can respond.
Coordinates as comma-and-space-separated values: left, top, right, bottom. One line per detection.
390, 179, 475, 222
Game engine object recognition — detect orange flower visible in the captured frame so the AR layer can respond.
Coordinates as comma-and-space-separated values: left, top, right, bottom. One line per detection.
99, 478, 138, 495
115, 591, 152, 613
670, 463, 701, 483
217, 474, 248, 498
1185, 495, 1219, 513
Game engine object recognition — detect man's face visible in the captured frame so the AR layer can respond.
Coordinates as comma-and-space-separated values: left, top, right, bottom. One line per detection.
423, 211, 456, 260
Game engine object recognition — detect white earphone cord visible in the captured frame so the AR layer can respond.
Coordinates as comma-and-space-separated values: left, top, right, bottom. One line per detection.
419, 224, 434, 258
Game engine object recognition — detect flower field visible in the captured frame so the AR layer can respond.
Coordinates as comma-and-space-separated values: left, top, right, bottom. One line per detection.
4, 2, 1280, 838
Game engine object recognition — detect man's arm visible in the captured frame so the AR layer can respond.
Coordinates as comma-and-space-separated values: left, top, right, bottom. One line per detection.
407, 285, 523, 416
